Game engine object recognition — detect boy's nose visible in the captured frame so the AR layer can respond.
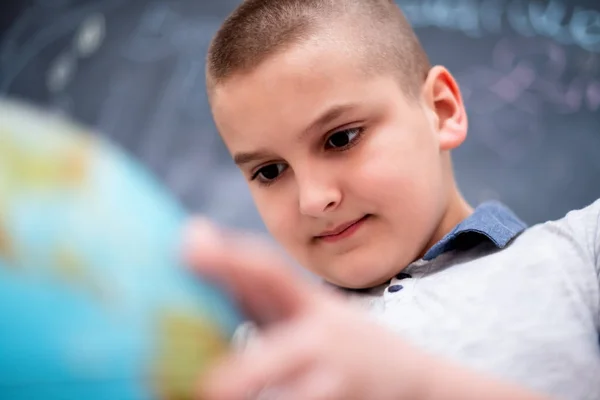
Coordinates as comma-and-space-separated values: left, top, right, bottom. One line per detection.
297, 174, 342, 217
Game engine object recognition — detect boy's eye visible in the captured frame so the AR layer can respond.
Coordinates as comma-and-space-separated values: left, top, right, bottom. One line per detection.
252, 163, 287, 183
250, 127, 363, 186
325, 128, 362, 149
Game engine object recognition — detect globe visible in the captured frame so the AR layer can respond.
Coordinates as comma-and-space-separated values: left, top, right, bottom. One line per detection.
0, 99, 243, 399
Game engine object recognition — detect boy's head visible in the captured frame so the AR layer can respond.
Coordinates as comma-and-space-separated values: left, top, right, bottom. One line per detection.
206, 0, 471, 289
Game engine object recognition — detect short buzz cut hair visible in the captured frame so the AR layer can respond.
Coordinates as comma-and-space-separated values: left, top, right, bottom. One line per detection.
206, 0, 431, 99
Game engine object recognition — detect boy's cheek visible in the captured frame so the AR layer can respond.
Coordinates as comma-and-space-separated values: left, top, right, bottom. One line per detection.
348, 164, 447, 245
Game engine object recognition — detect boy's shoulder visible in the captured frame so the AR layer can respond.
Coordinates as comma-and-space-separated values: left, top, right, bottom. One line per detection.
559, 197, 600, 221
529, 197, 600, 241
517, 198, 600, 273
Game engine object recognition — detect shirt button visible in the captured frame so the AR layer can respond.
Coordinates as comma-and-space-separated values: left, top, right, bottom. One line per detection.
388, 284, 404, 293
396, 272, 412, 280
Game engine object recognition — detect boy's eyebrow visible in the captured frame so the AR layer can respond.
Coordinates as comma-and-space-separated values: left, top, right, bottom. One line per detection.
300, 103, 359, 141
233, 103, 360, 167
233, 149, 271, 167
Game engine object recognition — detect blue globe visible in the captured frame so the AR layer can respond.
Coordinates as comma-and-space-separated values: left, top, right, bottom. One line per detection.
0, 99, 243, 399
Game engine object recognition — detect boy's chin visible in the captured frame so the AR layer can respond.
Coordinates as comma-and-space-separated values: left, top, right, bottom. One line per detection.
319, 257, 399, 290
305, 234, 414, 289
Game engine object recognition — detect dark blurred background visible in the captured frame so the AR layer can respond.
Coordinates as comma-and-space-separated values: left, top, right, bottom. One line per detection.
2, 0, 599, 230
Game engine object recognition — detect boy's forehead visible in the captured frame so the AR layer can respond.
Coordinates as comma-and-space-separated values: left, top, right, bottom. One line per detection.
211, 38, 374, 119
209, 35, 411, 152
214, 77, 364, 147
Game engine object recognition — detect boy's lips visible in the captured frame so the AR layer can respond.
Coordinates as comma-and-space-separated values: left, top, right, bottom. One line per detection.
315, 215, 370, 242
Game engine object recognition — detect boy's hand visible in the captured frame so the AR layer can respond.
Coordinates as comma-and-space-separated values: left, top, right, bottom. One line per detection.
183, 219, 550, 400
183, 219, 429, 400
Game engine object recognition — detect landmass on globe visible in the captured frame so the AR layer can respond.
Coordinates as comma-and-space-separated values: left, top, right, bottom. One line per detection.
0, 98, 242, 400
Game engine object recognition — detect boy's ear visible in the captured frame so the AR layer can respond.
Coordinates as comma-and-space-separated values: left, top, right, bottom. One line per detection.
421, 66, 468, 151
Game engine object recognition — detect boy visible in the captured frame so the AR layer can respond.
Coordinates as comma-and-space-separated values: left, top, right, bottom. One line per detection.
184, 0, 600, 398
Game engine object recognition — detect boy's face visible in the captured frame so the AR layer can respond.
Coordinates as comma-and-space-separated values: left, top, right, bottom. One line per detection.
210, 39, 467, 289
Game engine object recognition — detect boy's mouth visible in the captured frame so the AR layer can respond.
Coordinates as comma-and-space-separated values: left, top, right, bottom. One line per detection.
315, 215, 371, 243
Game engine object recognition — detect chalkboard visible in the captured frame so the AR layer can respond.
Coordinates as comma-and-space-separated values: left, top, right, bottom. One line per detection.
2, 0, 599, 229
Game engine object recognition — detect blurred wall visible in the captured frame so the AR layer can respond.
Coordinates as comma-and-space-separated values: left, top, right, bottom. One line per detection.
2, 0, 599, 229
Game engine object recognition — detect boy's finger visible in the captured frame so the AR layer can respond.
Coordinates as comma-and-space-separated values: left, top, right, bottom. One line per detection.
198, 325, 312, 400
267, 367, 348, 400
181, 218, 315, 323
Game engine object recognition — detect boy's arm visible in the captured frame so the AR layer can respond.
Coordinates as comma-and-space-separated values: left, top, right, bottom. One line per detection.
184, 220, 551, 400
417, 357, 551, 400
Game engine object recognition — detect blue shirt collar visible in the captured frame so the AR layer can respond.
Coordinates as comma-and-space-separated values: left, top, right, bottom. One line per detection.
423, 201, 528, 261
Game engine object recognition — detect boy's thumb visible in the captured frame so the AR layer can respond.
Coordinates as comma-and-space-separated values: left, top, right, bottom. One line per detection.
182, 218, 314, 325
